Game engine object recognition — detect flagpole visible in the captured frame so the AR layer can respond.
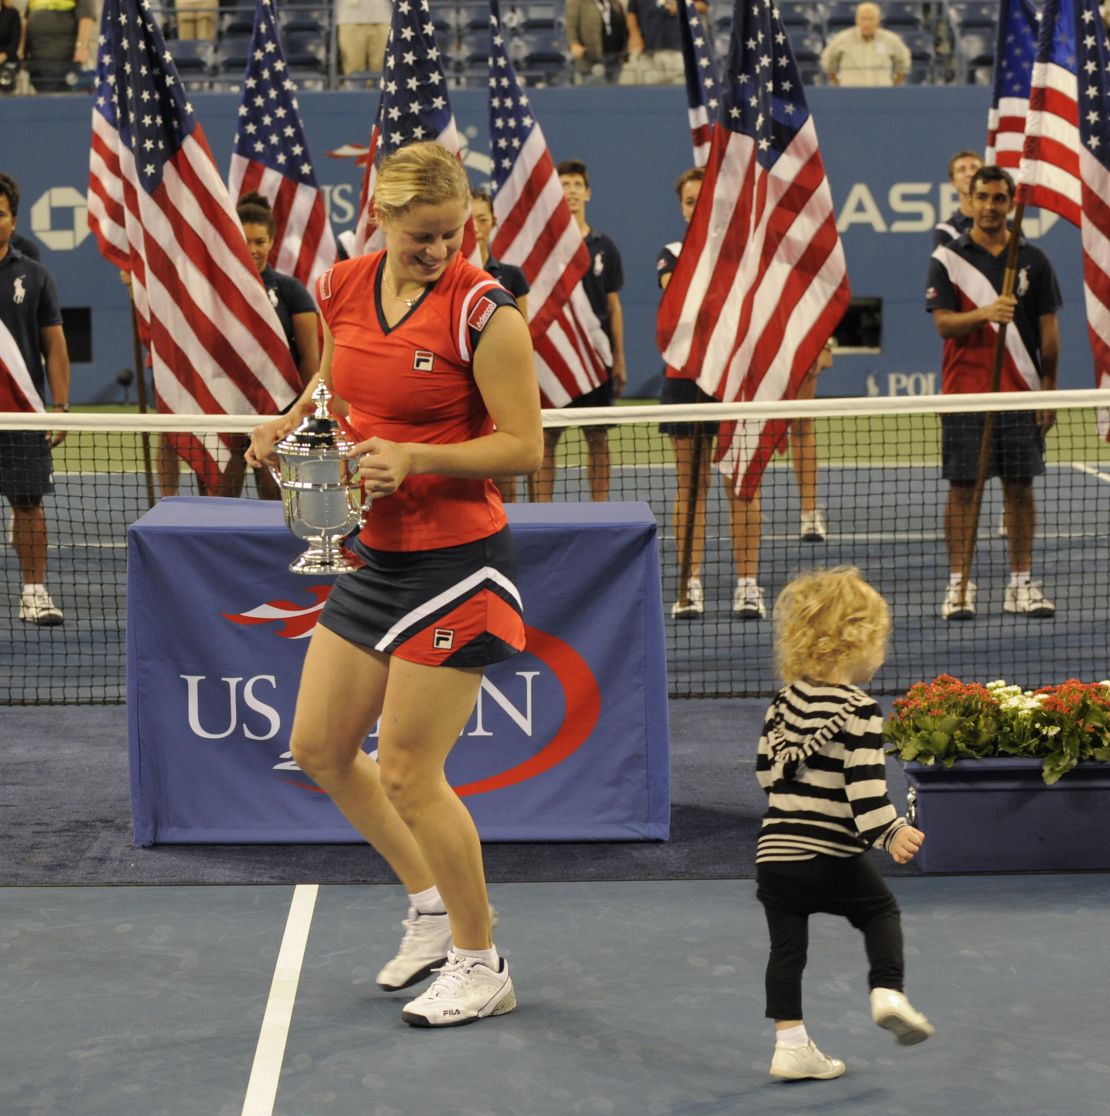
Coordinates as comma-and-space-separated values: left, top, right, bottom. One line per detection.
957, 202, 1025, 610
127, 296, 157, 510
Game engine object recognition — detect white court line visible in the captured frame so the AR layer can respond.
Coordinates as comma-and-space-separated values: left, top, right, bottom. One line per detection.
241, 883, 319, 1116
1071, 462, 1110, 484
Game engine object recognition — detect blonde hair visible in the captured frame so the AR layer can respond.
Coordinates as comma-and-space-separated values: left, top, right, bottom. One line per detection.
373, 142, 470, 221
773, 566, 890, 684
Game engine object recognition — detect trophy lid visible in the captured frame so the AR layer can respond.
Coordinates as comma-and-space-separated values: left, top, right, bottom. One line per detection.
277, 381, 354, 455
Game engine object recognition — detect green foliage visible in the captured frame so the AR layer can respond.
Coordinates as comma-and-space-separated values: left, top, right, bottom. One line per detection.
883, 675, 1110, 785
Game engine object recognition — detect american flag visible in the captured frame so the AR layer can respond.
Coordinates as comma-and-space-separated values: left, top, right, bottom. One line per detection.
985, 0, 1039, 168
1017, 0, 1082, 223
351, 0, 474, 259
227, 0, 338, 289
656, 0, 850, 498
1018, 0, 1110, 426
486, 0, 609, 406
677, 0, 720, 166
86, 0, 300, 489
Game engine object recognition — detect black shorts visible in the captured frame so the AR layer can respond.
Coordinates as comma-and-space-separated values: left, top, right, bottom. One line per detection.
659, 376, 719, 437
941, 411, 1045, 482
318, 526, 525, 668
0, 430, 55, 499
548, 379, 615, 434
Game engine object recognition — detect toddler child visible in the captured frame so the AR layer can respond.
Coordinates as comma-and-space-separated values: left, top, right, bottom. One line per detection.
755, 566, 933, 1081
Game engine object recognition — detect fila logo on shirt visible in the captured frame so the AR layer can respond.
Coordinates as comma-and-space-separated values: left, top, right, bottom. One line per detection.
433, 628, 455, 650
413, 350, 436, 372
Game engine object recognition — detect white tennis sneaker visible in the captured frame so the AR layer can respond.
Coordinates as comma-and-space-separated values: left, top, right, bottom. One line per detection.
800, 508, 827, 542
941, 580, 976, 621
1003, 582, 1055, 617
770, 1040, 846, 1080
671, 576, 704, 619
871, 988, 935, 1045
401, 950, 516, 1028
376, 904, 500, 991
733, 583, 767, 619
19, 585, 63, 626
376, 909, 451, 991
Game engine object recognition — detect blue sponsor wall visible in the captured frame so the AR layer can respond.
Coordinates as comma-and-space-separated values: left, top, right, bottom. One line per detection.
0, 85, 1089, 404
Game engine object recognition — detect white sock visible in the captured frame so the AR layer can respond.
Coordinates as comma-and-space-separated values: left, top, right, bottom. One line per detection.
948, 573, 966, 587
1010, 571, 1031, 588
452, 944, 500, 970
22, 582, 45, 595
407, 885, 446, 915
737, 576, 757, 590
776, 1023, 809, 1048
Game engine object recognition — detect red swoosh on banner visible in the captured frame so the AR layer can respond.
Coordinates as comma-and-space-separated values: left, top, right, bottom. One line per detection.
453, 625, 601, 797
279, 624, 602, 796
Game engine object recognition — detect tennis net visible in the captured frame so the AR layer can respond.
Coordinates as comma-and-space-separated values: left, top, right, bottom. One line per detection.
2, 390, 1108, 703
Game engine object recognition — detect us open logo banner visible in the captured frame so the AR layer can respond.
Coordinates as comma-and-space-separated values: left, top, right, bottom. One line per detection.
127, 500, 669, 845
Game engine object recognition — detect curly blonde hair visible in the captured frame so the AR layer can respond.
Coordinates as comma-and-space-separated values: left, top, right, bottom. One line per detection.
373, 141, 470, 222
774, 567, 890, 684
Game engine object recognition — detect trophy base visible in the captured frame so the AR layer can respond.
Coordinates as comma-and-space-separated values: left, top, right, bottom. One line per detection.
288, 546, 362, 575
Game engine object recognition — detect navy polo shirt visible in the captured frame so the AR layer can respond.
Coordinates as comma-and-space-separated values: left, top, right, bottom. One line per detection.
582, 230, 623, 340
926, 233, 1061, 394
0, 247, 62, 404
628, 0, 681, 50
484, 253, 530, 302
261, 266, 316, 370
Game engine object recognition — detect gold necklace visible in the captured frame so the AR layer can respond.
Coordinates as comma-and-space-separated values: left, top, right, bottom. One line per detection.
383, 273, 421, 309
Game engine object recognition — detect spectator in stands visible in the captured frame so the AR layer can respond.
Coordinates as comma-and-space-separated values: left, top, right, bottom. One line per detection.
471, 186, 531, 503
24, 0, 95, 93
932, 149, 982, 248
820, 2, 911, 87
0, 0, 22, 81
337, 0, 391, 79
926, 165, 1059, 620
175, 0, 216, 42
229, 191, 320, 499
661, 167, 833, 620
536, 158, 626, 502
621, 0, 709, 85
0, 171, 70, 625
566, 0, 628, 85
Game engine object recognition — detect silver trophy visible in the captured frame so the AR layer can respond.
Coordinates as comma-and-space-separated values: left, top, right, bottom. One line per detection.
271, 381, 366, 574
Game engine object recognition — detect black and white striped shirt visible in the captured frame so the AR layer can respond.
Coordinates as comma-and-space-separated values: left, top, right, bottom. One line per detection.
755, 680, 907, 863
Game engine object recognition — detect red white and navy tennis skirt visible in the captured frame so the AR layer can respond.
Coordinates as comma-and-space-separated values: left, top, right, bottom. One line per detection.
318, 526, 525, 668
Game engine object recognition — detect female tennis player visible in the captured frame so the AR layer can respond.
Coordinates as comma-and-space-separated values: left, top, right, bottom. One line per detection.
247, 141, 541, 1028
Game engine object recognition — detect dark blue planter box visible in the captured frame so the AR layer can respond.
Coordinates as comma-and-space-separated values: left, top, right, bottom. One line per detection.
902, 758, 1110, 872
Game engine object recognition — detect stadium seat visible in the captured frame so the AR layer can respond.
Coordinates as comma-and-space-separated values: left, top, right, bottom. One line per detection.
947, 1, 999, 31
956, 30, 995, 83
823, 1, 858, 31
220, 6, 255, 37
215, 33, 254, 77
170, 38, 214, 89
881, 1, 928, 28
778, 1, 818, 30
520, 49, 571, 88
789, 29, 826, 59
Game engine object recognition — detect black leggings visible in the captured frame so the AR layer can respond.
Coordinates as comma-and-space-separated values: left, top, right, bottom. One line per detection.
756, 854, 904, 1021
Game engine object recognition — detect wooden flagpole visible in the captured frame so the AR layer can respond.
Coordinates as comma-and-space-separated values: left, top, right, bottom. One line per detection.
957, 202, 1025, 610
